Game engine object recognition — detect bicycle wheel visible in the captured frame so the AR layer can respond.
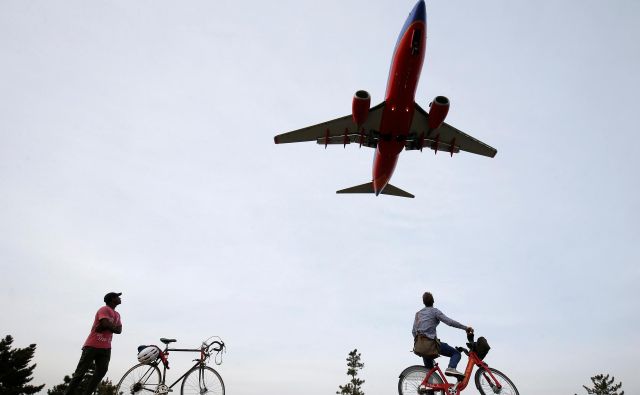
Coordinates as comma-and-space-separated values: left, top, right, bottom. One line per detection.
398, 365, 444, 395
115, 363, 162, 395
474, 367, 519, 395
181, 365, 225, 395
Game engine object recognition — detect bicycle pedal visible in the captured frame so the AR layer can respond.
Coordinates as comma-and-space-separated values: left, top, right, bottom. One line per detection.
154, 384, 171, 394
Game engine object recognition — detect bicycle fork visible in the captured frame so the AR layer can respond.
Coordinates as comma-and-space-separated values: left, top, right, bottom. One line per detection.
197, 367, 206, 393
480, 371, 501, 393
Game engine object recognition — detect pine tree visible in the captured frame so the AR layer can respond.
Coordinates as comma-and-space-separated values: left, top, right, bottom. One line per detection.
94, 377, 117, 395
0, 335, 45, 395
46, 375, 72, 395
47, 370, 116, 395
576, 374, 624, 395
337, 349, 365, 395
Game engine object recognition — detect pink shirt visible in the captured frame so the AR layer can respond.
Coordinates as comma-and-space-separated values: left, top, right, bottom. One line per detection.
83, 305, 121, 349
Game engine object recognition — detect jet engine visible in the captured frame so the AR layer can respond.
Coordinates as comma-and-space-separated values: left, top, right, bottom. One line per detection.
352, 90, 371, 127
427, 96, 450, 130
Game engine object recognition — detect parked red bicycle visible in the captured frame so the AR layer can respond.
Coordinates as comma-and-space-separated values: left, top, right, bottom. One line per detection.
398, 333, 518, 395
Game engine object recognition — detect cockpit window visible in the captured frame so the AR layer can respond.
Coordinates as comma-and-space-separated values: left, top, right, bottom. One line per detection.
411, 29, 422, 56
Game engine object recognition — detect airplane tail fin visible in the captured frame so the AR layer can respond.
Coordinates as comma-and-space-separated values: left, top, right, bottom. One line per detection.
336, 182, 415, 198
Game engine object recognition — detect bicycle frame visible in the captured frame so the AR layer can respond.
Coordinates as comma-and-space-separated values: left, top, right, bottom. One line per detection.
118, 337, 226, 395
158, 345, 209, 389
129, 345, 210, 391
420, 351, 503, 393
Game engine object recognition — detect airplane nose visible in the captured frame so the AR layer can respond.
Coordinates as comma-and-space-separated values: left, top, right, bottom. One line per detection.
411, 0, 426, 24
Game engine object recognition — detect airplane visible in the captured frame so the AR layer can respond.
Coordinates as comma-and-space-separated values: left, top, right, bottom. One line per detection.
273, 0, 496, 198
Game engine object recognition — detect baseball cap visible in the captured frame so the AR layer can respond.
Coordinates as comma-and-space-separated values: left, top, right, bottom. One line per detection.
104, 292, 122, 304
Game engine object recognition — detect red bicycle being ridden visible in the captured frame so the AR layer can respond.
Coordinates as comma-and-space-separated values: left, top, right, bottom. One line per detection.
398, 333, 518, 395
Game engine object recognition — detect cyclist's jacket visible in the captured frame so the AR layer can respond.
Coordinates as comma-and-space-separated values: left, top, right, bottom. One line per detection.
412, 307, 466, 339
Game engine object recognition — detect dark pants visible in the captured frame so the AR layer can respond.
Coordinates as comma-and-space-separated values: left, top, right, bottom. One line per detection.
65, 347, 111, 395
422, 342, 461, 369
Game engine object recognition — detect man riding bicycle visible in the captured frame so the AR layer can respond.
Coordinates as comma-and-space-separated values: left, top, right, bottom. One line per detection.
412, 292, 474, 378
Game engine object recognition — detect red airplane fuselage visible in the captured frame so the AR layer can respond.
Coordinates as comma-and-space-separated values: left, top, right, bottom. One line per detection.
373, 4, 426, 195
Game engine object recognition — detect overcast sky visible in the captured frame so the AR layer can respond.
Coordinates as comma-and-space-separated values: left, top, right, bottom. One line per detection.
1, 1, 639, 394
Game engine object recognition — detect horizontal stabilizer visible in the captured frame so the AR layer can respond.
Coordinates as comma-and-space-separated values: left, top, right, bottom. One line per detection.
336, 182, 415, 198
336, 182, 375, 194
381, 183, 415, 198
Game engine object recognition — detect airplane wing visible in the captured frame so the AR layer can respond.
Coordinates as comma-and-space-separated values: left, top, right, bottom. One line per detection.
274, 102, 385, 148
407, 103, 497, 157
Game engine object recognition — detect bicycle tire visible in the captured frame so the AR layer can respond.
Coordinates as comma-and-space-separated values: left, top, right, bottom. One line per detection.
115, 363, 162, 395
398, 365, 444, 395
474, 367, 519, 395
180, 365, 225, 395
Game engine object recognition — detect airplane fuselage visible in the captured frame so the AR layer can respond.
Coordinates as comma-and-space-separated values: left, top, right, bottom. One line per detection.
373, 1, 426, 195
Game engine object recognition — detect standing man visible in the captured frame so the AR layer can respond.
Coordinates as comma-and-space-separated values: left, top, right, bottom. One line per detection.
66, 292, 122, 395
412, 292, 473, 377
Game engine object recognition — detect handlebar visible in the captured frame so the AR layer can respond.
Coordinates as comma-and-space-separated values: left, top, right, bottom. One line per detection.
455, 346, 469, 355
202, 336, 226, 365
207, 341, 225, 352
456, 331, 476, 355
456, 332, 476, 356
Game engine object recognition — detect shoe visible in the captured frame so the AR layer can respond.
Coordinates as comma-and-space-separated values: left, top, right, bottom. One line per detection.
418, 385, 434, 395
445, 367, 465, 377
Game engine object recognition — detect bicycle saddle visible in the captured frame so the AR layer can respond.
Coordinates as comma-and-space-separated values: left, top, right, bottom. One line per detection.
160, 338, 177, 344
